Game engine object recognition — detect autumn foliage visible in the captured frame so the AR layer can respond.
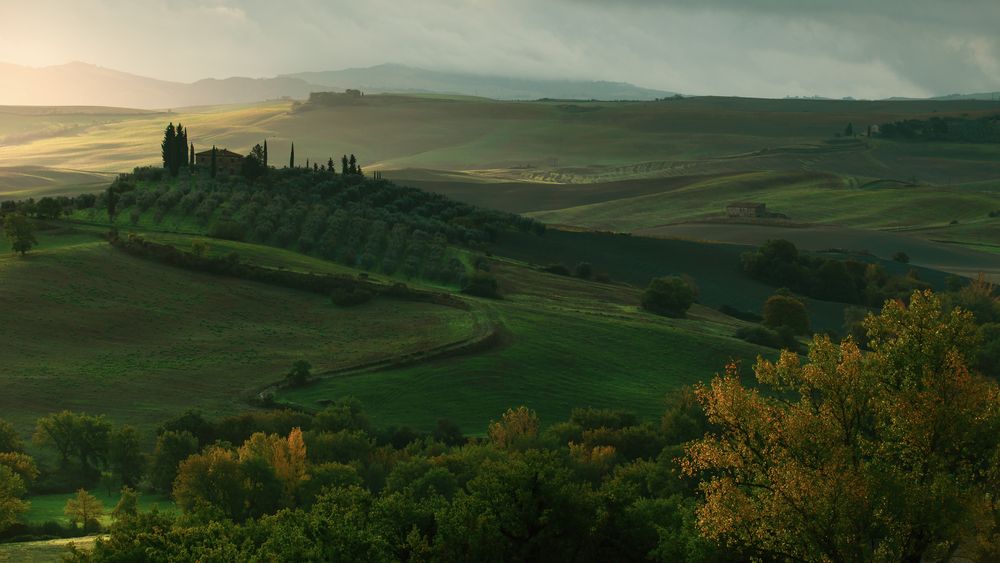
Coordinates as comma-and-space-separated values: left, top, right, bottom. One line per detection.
683, 290, 1000, 562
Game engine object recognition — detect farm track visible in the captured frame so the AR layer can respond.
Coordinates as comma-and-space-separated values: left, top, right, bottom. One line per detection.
261, 299, 507, 410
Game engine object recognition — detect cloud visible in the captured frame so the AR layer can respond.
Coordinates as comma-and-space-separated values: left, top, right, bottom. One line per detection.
0, 0, 996, 98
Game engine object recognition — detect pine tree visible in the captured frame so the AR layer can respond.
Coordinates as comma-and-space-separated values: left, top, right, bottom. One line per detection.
341, 155, 349, 175
210, 146, 217, 179
289, 143, 295, 168
328, 157, 335, 173
349, 154, 357, 174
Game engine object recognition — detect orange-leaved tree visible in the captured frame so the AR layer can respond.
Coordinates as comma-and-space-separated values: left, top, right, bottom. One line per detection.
683, 290, 1000, 562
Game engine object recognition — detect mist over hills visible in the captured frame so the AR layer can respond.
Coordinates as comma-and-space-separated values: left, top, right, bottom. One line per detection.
0, 61, 674, 109
282, 63, 675, 100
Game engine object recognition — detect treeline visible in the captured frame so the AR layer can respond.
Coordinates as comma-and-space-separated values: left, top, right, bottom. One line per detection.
90, 167, 541, 285
741, 239, 930, 306
108, 233, 465, 309
877, 114, 1000, 143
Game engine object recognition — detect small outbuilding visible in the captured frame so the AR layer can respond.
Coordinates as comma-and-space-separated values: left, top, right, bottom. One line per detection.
726, 202, 767, 218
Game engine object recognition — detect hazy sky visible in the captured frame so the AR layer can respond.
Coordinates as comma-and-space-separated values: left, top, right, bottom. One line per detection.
1, 0, 998, 98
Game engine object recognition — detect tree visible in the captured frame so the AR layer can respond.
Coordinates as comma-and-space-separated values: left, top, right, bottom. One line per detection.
161, 123, 176, 172
35, 196, 63, 219
0, 419, 24, 453
111, 486, 139, 521
762, 293, 810, 335
289, 142, 295, 168
189, 143, 195, 170
32, 411, 111, 476
210, 146, 218, 178
683, 290, 1000, 562
845, 122, 854, 136
3, 214, 37, 256
286, 360, 312, 387
149, 430, 199, 493
263, 139, 269, 168
0, 465, 28, 533
108, 425, 143, 488
641, 276, 697, 318
893, 251, 910, 263
488, 406, 540, 448
574, 262, 592, 279
349, 154, 358, 174
328, 157, 335, 173
341, 155, 349, 175
64, 489, 104, 532
106, 186, 120, 221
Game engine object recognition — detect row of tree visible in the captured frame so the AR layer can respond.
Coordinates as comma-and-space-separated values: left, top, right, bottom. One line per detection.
160, 123, 191, 177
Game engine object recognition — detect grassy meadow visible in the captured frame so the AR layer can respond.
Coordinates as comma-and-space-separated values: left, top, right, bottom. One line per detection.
276, 257, 773, 433
0, 226, 478, 435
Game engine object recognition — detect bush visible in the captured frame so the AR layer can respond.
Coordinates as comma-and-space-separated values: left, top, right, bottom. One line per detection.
641, 276, 697, 318
892, 251, 910, 264
574, 262, 592, 280
461, 272, 500, 298
762, 294, 810, 335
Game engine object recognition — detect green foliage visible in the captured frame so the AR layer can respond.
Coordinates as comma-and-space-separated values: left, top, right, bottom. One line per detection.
64, 489, 104, 532
461, 271, 500, 298
286, 360, 312, 388
32, 411, 111, 479
3, 214, 37, 256
0, 420, 24, 454
148, 431, 199, 493
762, 294, 810, 335
107, 426, 143, 488
641, 276, 696, 318
0, 465, 28, 533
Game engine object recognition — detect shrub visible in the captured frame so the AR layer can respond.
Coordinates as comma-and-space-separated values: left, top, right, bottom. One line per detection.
574, 262, 593, 279
762, 294, 810, 335
892, 251, 910, 264
286, 360, 312, 388
641, 276, 697, 318
461, 271, 500, 298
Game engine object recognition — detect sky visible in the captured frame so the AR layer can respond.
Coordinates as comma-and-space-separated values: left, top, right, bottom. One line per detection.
0, 0, 998, 99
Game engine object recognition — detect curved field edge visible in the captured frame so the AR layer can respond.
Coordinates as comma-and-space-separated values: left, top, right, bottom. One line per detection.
0, 228, 481, 435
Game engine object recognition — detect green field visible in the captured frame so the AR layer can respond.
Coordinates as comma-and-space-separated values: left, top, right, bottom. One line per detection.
276, 258, 773, 433
0, 227, 478, 435
23, 490, 176, 526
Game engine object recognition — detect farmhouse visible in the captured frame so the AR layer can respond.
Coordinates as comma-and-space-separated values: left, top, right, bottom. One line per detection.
196, 148, 243, 176
726, 202, 767, 218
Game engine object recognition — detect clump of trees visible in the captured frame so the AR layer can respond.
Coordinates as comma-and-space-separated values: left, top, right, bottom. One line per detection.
641, 275, 697, 318
685, 290, 1000, 562
160, 123, 190, 177
2, 214, 37, 256
877, 114, 1000, 143
742, 239, 929, 305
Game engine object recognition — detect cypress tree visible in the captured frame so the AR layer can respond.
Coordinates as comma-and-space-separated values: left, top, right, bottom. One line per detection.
349, 154, 357, 174
289, 143, 295, 168
210, 146, 217, 179
161, 123, 176, 171
341, 155, 349, 175
306, 158, 310, 170
189, 143, 195, 169
263, 140, 268, 168
328, 157, 335, 173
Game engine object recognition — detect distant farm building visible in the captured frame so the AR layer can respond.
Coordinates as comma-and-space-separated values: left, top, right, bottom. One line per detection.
726, 202, 767, 218
196, 148, 243, 176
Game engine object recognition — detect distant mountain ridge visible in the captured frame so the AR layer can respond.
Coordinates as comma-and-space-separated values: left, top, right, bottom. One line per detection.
0, 62, 675, 109
282, 63, 675, 101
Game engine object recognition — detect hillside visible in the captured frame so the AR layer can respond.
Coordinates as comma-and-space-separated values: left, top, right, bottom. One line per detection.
284, 63, 674, 100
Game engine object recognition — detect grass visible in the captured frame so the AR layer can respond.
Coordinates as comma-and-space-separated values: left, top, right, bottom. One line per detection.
23, 490, 177, 526
0, 227, 477, 436
0, 536, 97, 562
277, 258, 774, 433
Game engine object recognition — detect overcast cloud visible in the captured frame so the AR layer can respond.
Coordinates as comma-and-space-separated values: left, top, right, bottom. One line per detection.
0, 0, 997, 98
